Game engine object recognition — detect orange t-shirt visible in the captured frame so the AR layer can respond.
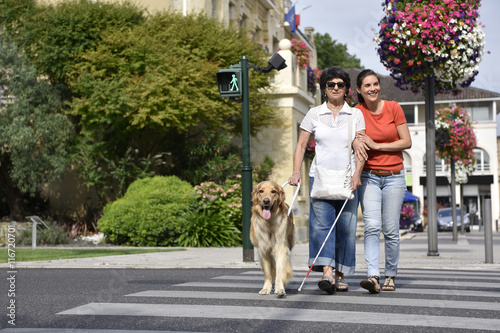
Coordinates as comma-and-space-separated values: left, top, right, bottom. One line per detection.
355, 100, 406, 171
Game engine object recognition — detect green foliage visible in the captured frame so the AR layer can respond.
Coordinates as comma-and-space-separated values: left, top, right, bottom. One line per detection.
17, 221, 70, 246
72, 139, 158, 201
314, 33, 363, 70
194, 180, 243, 231
253, 155, 275, 183
1, 0, 278, 221
0, 0, 145, 85
180, 180, 242, 247
184, 129, 275, 185
0, 35, 73, 193
97, 176, 197, 246
177, 210, 241, 247
185, 129, 241, 184
68, 12, 275, 135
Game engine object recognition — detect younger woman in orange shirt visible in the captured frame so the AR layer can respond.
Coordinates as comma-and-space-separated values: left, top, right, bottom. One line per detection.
354, 69, 412, 293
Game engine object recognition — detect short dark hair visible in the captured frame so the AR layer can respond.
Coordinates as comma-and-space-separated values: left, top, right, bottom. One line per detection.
319, 67, 351, 101
356, 69, 380, 104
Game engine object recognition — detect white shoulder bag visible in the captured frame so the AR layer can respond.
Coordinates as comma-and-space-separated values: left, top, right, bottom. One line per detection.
310, 113, 354, 200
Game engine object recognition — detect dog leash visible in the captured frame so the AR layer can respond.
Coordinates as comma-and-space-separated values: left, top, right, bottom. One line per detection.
281, 181, 301, 217
297, 195, 350, 292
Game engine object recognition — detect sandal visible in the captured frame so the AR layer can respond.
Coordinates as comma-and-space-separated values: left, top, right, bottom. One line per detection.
335, 274, 348, 292
360, 275, 380, 294
318, 275, 336, 295
382, 276, 396, 291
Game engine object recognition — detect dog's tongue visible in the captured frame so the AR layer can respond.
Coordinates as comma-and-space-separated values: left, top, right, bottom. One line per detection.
263, 208, 271, 220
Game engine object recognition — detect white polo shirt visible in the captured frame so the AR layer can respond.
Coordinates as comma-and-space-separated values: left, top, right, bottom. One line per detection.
300, 102, 365, 177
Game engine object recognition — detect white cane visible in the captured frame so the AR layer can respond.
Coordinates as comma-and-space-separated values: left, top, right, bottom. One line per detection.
282, 181, 301, 217
297, 195, 351, 292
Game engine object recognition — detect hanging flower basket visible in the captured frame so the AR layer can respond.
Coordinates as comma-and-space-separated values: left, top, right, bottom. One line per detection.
435, 104, 477, 175
290, 38, 310, 70
375, 0, 485, 95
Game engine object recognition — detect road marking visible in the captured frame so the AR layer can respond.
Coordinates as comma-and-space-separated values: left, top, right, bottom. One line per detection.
126, 290, 500, 311
58, 303, 500, 331
212, 274, 500, 287
174, 281, 500, 297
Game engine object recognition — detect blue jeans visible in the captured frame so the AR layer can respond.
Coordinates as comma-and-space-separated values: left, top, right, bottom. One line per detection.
308, 177, 359, 275
359, 170, 406, 277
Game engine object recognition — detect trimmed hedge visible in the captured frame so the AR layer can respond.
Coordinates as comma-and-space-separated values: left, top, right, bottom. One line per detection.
98, 176, 197, 246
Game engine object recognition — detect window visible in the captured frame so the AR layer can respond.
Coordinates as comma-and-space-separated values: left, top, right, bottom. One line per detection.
423, 155, 447, 172
403, 151, 412, 173
473, 148, 490, 172
423, 148, 490, 174
464, 103, 492, 122
402, 105, 415, 124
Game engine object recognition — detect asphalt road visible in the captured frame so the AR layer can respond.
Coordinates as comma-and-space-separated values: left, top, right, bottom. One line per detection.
1, 267, 499, 332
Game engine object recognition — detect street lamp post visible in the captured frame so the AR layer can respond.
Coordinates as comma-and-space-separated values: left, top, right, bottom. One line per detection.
424, 75, 439, 256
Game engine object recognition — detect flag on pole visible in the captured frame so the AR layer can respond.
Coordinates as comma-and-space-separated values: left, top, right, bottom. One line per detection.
285, 6, 296, 34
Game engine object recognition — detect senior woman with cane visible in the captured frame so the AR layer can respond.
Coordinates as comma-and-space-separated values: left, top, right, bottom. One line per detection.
289, 67, 365, 294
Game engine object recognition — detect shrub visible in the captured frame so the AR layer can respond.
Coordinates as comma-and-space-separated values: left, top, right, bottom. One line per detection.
97, 176, 197, 246
17, 220, 70, 246
177, 209, 241, 247
180, 179, 243, 247
194, 180, 242, 230
253, 155, 274, 183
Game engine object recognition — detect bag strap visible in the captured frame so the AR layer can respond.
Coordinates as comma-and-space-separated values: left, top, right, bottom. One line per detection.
347, 111, 352, 169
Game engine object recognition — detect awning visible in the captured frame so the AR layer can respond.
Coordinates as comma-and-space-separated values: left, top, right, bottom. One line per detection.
404, 191, 419, 202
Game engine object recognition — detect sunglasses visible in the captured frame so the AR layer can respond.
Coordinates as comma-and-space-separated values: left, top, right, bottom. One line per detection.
326, 82, 346, 89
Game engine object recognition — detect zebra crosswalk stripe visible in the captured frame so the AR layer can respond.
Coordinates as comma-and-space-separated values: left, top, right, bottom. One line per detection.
56, 268, 500, 331
58, 303, 500, 331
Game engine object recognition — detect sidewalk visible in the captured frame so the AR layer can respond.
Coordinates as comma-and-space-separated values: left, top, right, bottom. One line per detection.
4, 230, 500, 271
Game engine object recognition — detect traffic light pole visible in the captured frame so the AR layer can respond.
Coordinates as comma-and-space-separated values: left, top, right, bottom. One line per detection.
216, 53, 286, 263
240, 56, 254, 262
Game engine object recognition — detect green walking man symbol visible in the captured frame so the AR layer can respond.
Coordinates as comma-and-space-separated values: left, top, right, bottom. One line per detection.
229, 74, 239, 91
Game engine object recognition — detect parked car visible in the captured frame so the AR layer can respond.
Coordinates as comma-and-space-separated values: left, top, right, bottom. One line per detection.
437, 207, 471, 232
409, 212, 424, 232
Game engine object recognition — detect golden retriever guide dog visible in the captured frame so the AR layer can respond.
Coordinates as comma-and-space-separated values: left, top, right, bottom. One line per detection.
250, 181, 294, 297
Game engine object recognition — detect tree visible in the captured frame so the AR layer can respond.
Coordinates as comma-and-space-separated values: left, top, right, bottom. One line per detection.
314, 32, 363, 70
0, 36, 73, 220
0, 0, 145, 87
1, 0, 277, 214
66, 12, 275, 199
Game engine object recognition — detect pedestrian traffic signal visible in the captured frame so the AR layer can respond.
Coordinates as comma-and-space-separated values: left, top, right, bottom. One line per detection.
216, 69, 242, 98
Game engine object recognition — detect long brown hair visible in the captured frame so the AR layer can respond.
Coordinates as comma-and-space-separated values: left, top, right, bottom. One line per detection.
356, 69, 380, 104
